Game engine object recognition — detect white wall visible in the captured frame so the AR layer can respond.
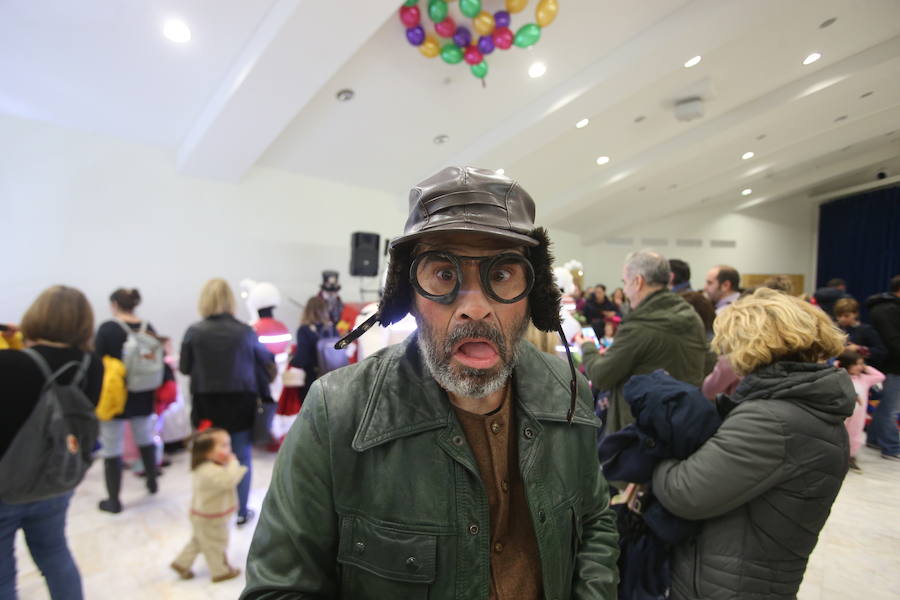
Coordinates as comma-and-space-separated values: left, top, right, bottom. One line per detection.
1, 115, 407, 346
1, 113, 819, 350
573, 199, 818, 294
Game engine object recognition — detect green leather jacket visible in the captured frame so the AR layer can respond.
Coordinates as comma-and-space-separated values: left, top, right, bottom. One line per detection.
241, 334, 619, 599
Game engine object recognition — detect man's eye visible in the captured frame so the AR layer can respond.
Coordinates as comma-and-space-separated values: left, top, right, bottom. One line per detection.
492, 269, 512, 282
437, 269, 456, 281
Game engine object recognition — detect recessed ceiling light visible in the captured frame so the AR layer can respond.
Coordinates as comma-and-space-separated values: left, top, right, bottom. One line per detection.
756, 134, 767, 140
802, 52, 822, 66
528, 62, 547, 78
163, 19, 191, 44
596, 156, 610, 166
634, 115, 646, 123
860, 91, 874, 98
575, 118, 590, 129
819, 17, 837, 29
741, 188, 752, 196
496, 168, 505, 175
684, 55, 702, 68
741, 151, 755, 160
433, 134, 449, 145
834, 115, 847, 122
336, 89, 355, 102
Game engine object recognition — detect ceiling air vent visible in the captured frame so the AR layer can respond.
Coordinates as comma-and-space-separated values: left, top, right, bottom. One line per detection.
676, 238, 703, 248
605, 237, 634, 247
641, 238, 668, 247
710, 240, 737, 248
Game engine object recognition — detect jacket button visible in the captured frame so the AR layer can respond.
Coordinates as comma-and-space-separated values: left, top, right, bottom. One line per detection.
494, 542, 504, 553
501, 480, 509, 492
523, 427, 535, 439
405, 556, 420, 571
468, 524, 480, 535
354, 541, 366, 554
539, 510, 546, 523
452, 435, 464, 446
645, 438, 656, 448
490, 422, 502, 434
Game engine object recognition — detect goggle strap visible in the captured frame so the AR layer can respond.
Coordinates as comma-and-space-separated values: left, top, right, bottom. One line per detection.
334, 312, 381, 350
559, 324, 578, 425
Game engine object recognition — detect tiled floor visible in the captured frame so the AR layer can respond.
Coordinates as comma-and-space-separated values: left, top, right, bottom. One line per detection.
13, 444, 900, 598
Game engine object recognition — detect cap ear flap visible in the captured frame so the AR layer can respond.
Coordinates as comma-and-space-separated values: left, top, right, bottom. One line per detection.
378, 244, 414, 326
528, 227, 562, 332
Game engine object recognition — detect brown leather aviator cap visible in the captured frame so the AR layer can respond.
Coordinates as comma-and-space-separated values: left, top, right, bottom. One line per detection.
390, 166, 540, 248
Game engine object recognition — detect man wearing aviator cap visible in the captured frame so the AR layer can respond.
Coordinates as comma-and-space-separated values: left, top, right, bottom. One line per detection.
242, 167, 619, 599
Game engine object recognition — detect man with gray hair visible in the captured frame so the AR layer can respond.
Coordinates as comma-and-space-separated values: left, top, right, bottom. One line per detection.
577, 250, 711, 433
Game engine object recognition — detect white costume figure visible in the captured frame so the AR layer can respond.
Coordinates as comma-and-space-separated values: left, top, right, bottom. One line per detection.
241, 280, 292, 440
553, 266, 582, 343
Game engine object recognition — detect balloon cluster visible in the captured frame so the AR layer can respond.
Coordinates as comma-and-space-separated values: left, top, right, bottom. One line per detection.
400, 0, 559, 81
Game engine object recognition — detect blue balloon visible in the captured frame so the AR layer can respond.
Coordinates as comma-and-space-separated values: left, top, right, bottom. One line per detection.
494, 10, 511, 28
406, 25, 425, 46
477, 35, 495, 54
453, 26, 472, 48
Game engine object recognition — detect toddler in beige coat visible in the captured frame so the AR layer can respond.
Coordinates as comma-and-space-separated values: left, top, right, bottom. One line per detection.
171, 428, 247, 582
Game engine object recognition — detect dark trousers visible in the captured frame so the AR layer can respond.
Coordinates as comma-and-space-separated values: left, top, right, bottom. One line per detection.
230, 429, 252, 518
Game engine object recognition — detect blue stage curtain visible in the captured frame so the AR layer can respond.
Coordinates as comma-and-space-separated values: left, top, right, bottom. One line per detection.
817, 185, 900, 319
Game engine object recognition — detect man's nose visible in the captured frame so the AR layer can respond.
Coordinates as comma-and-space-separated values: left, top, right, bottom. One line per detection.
455, 267, 493, 322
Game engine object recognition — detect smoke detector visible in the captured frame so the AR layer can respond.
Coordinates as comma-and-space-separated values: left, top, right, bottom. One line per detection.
673, 97, 705, 122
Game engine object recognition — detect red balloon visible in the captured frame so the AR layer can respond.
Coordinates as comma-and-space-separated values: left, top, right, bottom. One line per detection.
493, 27, 514, 50
435, 17, 456, 38
399, 5, 420, 28
464, 46, 483, 65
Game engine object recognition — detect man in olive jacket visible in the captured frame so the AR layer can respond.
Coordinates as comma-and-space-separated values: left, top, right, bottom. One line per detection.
241, 167, 619, 599
579, 250, 711, 434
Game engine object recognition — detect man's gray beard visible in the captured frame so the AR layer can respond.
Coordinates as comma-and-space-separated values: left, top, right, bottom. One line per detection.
417, 318, 528, 399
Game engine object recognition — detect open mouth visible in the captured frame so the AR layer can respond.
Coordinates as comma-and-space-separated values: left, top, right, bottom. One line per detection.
452, 337, 501, 370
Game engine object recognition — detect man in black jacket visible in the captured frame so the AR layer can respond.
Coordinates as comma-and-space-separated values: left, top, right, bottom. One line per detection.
866, 274, 900, 460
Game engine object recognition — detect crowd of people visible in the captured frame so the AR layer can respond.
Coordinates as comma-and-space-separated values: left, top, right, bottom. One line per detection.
0, 276, 349, 597
1, 166, 898, 599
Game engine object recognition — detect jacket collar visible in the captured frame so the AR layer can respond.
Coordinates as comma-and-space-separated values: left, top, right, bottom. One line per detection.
352, 333, 598, 451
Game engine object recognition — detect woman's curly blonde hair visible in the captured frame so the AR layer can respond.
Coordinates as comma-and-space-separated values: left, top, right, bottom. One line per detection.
712, 288, 846, 375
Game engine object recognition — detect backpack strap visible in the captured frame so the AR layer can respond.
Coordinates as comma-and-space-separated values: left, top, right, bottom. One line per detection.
22, 348, 83, 385
137, 321, 147, 335
21, 348, 53, 378
71, 353, 92, 387
114, 318, 135, 338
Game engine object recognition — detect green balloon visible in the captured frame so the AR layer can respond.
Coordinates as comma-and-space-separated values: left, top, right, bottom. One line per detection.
440, 43, 463, 64
514, 23, 542, 48
428, 0, 448, 22
460, 0, 482, 19
471, 60, 488, 79
404, 0, 418, 6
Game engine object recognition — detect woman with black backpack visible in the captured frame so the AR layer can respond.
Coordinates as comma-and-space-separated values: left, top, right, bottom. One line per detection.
95, 288, 164, 513
0, 285, 102, 600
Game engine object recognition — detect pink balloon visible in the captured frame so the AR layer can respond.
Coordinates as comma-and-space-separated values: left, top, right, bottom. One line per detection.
435, 17, 456, 38
399, 5, 420, 28
492, 27, 513, 50
464, 46, 483, 65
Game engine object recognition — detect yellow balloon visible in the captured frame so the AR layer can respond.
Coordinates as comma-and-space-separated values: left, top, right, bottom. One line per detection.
536, 0, 558, 27
420, 34, 440, 58
506, 0, 528, 14
473, 11, 496, 36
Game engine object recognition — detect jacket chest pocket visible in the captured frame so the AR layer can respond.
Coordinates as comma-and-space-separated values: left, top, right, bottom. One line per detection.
337, 515, 437, 600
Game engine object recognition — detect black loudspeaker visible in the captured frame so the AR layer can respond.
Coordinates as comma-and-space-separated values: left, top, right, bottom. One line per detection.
350, 232, 380, 277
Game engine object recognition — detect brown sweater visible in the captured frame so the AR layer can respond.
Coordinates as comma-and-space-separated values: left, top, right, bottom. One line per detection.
453, 389, 543, 600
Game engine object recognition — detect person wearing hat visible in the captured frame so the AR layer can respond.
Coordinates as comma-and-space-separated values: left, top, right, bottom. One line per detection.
241, 167, 619, 599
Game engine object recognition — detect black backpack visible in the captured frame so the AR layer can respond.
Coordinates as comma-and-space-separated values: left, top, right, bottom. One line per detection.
0, 349, 99, 503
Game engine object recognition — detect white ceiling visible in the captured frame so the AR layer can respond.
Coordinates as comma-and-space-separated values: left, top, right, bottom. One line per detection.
3, 0, 900, 241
